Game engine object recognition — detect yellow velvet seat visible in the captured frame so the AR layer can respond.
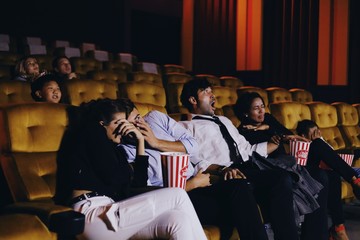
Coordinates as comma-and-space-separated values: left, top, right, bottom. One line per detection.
164, 72, 192, 84
270, 101, 311, 131
64, 79, 118, 106
0, 102, 84, 239
0, 65, 12, 81
163, 64, 186, 74
70, 57, 102, 79
0, 213, 55, 240
353, 103, 360, 123
118, 82, 167, 116
87, 70, 127, 84
212, 86, 237, 119
306, 101, 353, 200
103, 60, 133, 73
219, 76, 244, 89
332, 102, 360, 150
131, 72, 163, 87
0, 80, 34, 104
0, 52, 22, 67
266, 87, 292, 104
289, 88, 313, 103
164, 82, 189, 114
195, 74, 221, 86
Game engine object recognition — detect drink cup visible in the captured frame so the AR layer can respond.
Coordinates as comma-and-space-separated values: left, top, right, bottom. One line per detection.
289, 140, 310, 166
160, 152, 189, 189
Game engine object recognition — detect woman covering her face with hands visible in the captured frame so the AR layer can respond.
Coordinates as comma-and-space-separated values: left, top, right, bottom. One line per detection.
54, 98, 206, 240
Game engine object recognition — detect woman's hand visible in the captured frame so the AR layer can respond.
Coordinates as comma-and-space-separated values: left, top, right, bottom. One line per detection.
283, 134, 310, 142
117, 119, 144, 142
243, 124, 269, 131
270, 135, 282, 145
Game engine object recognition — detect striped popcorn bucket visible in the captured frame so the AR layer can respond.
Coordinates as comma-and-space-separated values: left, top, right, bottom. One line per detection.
319, 153, 354, 170
160, 152, 189, 189
339, 153, 354, 166
289, 140, 310, 166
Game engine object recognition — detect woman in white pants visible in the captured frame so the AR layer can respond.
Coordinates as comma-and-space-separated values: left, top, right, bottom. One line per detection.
54, 98, 206, 240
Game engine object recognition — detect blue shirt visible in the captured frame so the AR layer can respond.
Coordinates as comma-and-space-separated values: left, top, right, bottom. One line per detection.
121, 110, 197, 186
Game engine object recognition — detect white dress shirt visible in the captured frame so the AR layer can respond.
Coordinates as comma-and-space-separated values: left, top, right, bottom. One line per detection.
179, 114, 268, 172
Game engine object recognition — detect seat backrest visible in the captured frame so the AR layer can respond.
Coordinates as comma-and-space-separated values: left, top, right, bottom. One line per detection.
164, 82, 189, 114
270, 102, 311, 131
116, 53, 137, 67
219, 76, 244, 89
0, 103, 68, 202
24, 45, 48, 55
53, 47, 81, 58
0, 81, 34, 104
307, 101, 346, 150
118, 82, 167, 115
332, 102, 360, 149
222, 104, 241, 128
0, 66, 12, 81
131, 72, 163, 87
65, 80, 118, 106
137, 62, 161, 74
237, 86, 270, 113
0, 52, 22, 67
88, 70, 127, 84
80, 42, 96, 56
289, 88, 313, 103
103, 60, 132, 73
70, 57, 102, 78
164, 73, 192, 85
85, 50, 110, 62
212, 86, 237, 109
353, 103, 360, 121
163, 64, 186, 74
35, 55, 52, 72
195, 74, 221, 86
266, 87, 292, 104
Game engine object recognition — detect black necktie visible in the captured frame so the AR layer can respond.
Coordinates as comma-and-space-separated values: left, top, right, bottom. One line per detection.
192, 115, 244, 164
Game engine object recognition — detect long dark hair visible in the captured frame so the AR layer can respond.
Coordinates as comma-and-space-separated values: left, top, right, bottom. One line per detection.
234, 92, 265, 123
80, 98, 127, 126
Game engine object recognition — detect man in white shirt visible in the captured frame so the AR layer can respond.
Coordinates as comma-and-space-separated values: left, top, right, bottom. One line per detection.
118, 98, 269, 240
179, 77, 300, 240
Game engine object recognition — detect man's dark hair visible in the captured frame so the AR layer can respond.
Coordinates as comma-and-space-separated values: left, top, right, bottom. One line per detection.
296, 119, 318, 136
116, 98, 137, 118
180, 77, 212, 111
31, 74, 61, 101
52, 56, 71, 70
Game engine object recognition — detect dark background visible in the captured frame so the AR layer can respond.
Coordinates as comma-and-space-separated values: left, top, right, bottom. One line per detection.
1, 0, 359, 103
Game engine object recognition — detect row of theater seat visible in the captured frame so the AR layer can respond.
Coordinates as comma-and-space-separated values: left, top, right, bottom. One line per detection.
0, 102, 239, 240
0, 81, 359, 240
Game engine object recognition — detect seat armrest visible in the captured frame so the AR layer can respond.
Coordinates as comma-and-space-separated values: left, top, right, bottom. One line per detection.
1, 201, 84, 235
49, 210, 85, 236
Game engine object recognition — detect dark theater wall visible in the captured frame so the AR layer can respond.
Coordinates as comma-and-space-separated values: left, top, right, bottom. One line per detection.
1, 0, 359, 103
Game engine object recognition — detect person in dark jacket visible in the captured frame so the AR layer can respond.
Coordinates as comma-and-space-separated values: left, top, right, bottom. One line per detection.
54, 98, 207, 240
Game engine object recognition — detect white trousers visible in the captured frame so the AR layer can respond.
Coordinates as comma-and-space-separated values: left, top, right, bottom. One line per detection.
73, 188, 207, 240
